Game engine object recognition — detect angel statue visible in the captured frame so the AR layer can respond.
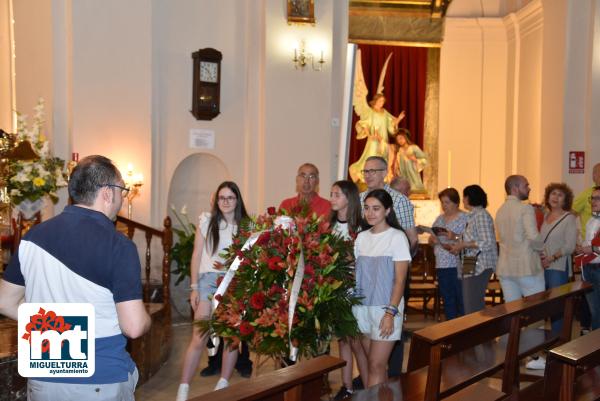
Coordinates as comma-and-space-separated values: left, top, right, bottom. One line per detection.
389, 128, 428, 192
348, 50, 405, 186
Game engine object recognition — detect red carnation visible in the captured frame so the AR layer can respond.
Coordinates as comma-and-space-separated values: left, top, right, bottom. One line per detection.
239, 321, 255, 336
213, 294, 223, 302
249, 292, 266, 309
267, 206, 277, 216
304, 264, 315, 276
268, 256, 284, 271
216, 275, 224, 287
256, 231, 271, 245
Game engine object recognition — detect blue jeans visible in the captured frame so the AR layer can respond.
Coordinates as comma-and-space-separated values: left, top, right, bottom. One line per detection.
544, 268, 569, 335
499, 272, 545, 303
437, 267, 464, 320
583, 263, 600, 330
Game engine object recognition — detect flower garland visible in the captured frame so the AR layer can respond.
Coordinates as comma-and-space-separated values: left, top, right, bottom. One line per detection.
8, 98, 67, 205
199, 207, 360, 359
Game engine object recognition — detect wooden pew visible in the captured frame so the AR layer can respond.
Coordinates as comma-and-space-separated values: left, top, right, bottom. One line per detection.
520, 328, 600, 401
189, 355, 344, 401
398, 281, 590, 401
116, 215, 173, 385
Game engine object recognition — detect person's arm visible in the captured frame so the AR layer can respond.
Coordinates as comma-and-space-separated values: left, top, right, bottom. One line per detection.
115, 299, 150, 339
405, 227, 418, 250
379, 260, 409, 338
0, 280, 25, 320
553, 215, 578, 261
523, 205, 544, 251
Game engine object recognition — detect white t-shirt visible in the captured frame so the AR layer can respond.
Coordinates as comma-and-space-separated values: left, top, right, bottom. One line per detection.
354, 227, 411, 261
354, 227, 411, 306
198, 212, 236, 274
584, 215, 600, 264
332, 220, 351, 240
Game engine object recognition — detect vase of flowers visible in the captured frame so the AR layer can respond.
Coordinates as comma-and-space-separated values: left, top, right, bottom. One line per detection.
199, 207, 360, 361
8, 98, 68, 217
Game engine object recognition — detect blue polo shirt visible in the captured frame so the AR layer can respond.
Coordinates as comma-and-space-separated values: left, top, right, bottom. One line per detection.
4, 205, 142, 384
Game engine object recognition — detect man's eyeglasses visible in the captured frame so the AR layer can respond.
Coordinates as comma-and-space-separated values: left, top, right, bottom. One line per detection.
297, 173, 318, 181
218, 196, 237, 203
102, 184, 130, 197
361, 168, 386, 176
590, 196, 600, 203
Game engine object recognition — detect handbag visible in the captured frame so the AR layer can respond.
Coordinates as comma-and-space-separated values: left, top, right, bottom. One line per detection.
460, 250, 481, 276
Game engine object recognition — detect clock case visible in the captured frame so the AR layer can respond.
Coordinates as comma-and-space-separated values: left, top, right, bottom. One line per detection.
191, 48, 222, 120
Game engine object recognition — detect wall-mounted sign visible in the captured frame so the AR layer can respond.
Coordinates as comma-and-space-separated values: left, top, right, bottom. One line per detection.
189, 129, 215, 150
569, 151, 585, 174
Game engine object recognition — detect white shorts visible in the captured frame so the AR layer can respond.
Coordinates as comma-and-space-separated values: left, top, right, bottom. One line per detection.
352, 299, 404, 341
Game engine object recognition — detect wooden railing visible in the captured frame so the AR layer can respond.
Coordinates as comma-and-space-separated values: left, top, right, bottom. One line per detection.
116, 214, 173, 384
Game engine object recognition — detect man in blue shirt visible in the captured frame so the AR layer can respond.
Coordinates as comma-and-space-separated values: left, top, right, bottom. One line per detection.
0, 155, 150, 401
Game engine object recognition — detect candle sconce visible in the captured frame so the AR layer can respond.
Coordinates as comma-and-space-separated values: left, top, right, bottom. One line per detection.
124, 164, 144, 220
292, 40, 325, 71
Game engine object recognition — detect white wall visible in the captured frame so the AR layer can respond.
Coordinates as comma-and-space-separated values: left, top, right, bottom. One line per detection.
440, 0, 588, 212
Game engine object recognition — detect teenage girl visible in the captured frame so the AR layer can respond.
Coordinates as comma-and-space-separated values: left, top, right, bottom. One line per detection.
176, 182, 249, 401
329, 180, 363, 400
351, 189, 411, 387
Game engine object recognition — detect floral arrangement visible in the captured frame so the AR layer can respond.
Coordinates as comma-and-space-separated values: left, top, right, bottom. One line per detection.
8, 98, 67, 206
200, 207, 360, 359
170, 205, 196, 286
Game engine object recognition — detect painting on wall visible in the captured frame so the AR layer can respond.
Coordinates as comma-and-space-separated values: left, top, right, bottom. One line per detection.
287, 0, 315, 24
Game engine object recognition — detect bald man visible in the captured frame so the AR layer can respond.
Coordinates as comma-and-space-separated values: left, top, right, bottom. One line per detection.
279, 163, 331, 217
495, 175, 545, 302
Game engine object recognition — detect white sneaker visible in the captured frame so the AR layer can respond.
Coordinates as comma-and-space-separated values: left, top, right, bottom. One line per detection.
526, 356, 546, 370
214, 377, 229, 391
176, 383, 189, 401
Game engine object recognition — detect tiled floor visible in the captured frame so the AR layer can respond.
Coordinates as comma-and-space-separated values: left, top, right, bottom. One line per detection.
134, 313, 433, 401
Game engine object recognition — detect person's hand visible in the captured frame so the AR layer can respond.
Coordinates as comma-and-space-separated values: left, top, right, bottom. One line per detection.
379, 313, 394, 338
580, 245, 593, 255
540, 254, 551, 269
428, 234, 438, 245
397, 110, 406, 122
190, 290, 200, 311
449, 242, 463, 255
378, 384, 394, 401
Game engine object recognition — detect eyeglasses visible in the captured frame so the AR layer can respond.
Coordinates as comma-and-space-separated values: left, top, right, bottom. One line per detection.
361, 168, 386, 176
103, 184, 130, 197
297, 173, 318, 181
590, 196, 600, 203
218, 196, 237, 203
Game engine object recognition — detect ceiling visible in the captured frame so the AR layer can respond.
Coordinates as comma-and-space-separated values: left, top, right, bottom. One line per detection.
349, 0, 453, 19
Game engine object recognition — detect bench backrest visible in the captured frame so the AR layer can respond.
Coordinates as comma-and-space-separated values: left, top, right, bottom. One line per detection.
408, 281, 589, 371
189, 355, 344, 401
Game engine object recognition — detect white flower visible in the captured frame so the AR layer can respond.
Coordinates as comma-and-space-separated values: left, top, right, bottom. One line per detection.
12, 171, 30, 183
10, 189, 21, 196
181, 205, 188, 215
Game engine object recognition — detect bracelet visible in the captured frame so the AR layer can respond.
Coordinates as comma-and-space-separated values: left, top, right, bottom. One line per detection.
382, 305, 399, 316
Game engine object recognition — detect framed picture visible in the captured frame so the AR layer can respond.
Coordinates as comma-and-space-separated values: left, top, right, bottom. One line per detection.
287, 0, 315, 25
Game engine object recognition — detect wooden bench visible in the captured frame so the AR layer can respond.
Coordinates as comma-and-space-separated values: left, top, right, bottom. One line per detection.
399, 281, 591, 401
409, 244, 440, 320
519, 327, 600, 401
189, 355, 345, 401
117, 215, 173, 385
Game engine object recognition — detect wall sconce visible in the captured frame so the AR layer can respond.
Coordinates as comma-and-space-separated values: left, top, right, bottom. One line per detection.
293, 40, 325, 71
124, 163, 144, 219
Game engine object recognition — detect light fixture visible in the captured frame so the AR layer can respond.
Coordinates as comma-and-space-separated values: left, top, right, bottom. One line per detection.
124, 163, 144, 219
293, 40, 325, 71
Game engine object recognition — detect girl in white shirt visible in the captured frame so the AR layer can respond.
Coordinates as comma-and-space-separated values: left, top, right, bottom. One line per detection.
177, 182, 249, 400
352, 189, 411, 387
329, 180, 364, 400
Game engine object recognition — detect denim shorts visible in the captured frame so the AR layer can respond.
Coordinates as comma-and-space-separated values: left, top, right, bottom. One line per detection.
198, 272, 225, 302
352, 299, 405, 341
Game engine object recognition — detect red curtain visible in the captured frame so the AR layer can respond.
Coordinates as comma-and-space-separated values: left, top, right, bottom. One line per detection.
347, 44, 428, 177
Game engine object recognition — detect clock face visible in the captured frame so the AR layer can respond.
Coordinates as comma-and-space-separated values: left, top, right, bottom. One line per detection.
200, 61, 218, 83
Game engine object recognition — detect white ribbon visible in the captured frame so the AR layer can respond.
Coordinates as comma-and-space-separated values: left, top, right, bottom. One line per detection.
208, 215, 302, 359
287, 247, 305, 361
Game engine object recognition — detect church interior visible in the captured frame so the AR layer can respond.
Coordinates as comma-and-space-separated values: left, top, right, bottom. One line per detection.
1, 0, 600, 400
